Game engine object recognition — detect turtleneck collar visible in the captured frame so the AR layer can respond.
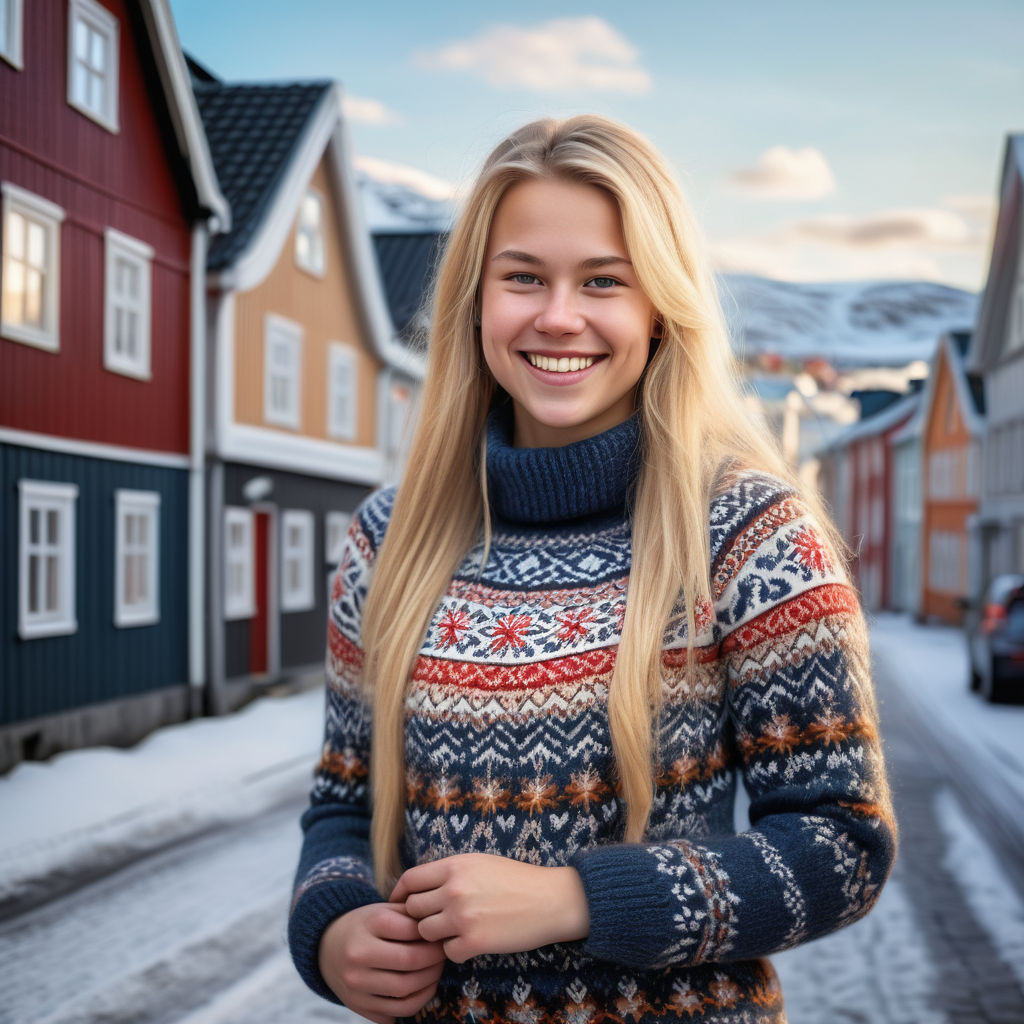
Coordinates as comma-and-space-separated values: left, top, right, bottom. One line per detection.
484, 404, 642, 526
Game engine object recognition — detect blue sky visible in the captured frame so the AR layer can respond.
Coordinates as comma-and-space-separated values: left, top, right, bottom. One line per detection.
169, 0, 1024, 290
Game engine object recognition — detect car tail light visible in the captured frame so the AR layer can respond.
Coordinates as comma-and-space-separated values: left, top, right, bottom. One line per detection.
982, 603, 1007, 633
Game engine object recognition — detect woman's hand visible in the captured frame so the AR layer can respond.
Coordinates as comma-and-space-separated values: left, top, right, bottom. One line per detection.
390, 853, 590, 963
318, 902, 446, 1024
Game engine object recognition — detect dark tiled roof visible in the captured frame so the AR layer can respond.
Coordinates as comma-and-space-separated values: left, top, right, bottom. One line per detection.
192, 79, 331, 270
372, 231, 447, 339
852, 389, 904, 419
949, 330, 986, 417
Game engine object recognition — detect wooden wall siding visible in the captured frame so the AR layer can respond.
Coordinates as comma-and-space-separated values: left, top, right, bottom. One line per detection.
924, 353, 969, 451
233, 157, 382, 447
220, 462, 370, 679
922, 350, 976, 624
1, 444, 189, 726
0, 0, 192, 453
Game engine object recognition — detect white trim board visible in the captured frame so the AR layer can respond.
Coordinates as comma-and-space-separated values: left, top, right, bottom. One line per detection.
0, 427, 190, 468
218, 423, 383, 485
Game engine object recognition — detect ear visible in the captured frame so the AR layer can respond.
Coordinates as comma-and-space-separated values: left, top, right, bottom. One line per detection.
651, 317, 664, 339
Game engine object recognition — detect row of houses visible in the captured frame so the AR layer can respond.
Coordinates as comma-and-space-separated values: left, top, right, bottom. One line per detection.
817, 136, 1024, 624
0, 0, 436, 770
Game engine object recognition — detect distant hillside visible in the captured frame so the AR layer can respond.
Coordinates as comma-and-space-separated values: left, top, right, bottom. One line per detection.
720, 275, 979, 368
355, 166, 979, 367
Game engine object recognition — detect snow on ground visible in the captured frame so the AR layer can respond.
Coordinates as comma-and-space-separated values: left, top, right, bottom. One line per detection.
935, 787, 1024, 991
0, 612, 1020, 1024
0, 688, 325, 911
868, 611, 1024, 815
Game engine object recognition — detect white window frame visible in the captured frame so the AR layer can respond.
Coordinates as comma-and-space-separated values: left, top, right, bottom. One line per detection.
1, 0, 24, 69
224, 506, 255, 620
281, 509, 314, 612
327, 342, 357, 440
114, 489, 159, 627
1, 182, 65, 351
264, 314, 302, 429
295, 188, 326, 277
325, 510, 350, 567
104, 228, 153, 379
67, 0, 119, 132
18, 479, 78, 639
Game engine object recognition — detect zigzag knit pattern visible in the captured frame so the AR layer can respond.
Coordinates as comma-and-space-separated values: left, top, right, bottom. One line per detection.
288, 415, 897, 1024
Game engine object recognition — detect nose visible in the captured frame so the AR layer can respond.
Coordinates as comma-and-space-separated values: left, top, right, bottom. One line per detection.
534, 286, 585, 336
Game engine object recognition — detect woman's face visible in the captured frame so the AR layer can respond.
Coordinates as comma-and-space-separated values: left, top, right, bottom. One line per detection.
479, 177, 659, 448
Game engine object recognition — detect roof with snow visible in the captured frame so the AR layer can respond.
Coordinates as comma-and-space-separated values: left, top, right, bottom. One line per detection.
190, 74, 331, 270
371, 231, 447, 339
970, 134, 1024, 373
817, 388, 922, 454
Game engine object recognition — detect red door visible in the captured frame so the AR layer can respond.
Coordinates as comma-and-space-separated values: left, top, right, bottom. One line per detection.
250, 511, 270, 674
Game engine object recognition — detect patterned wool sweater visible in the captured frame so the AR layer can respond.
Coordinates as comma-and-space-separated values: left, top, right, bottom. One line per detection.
289, 411, 897, 1024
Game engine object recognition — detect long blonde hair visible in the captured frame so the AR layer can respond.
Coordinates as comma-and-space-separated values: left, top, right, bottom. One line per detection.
364, 115, 802, 893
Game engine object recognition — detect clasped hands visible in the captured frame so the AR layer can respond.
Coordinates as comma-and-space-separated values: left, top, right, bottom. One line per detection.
318, 853, 589, 1024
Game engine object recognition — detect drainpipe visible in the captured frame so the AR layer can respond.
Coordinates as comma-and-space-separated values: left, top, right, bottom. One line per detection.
188, 223, 207, 717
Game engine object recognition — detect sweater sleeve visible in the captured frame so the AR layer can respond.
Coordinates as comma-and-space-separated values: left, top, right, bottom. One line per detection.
287, 491, 393, 1003
570, 478, 897, 970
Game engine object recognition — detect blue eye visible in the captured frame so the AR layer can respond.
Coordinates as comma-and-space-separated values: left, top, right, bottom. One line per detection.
588, 276, 618, 289
510, 273, 540, 285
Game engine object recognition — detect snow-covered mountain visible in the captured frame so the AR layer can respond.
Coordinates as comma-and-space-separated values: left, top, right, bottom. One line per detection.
720, 275, 979, 368
355, 157, 455, 232
354, 161, 979, 368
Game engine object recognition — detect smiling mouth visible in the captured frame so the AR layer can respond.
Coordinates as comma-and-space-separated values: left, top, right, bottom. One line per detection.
524, 353, 601, 373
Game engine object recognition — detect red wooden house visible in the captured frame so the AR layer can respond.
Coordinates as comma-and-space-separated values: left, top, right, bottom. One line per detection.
816, 389, 921, 611
0, 0, 228, 770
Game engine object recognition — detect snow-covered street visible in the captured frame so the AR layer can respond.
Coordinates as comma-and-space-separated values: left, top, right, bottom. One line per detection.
1, 614, 1023, 1024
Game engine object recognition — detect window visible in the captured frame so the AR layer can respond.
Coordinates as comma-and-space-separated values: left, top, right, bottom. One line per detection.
325, 510, 351, 567
67, 0, 119, 132
281, 509, 314, 611
224, 507, 255, 619
114, 490, 159, 626
264, 314, 302, 429
1, 0, 24, 68
1, 183, 65, 351
327, 343, 357, 439
295, 189, 325, 276
104, 229, 152, 379
18, 480, 78, 639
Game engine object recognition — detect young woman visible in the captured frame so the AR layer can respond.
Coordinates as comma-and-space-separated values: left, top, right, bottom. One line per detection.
288, 115, 897, 1024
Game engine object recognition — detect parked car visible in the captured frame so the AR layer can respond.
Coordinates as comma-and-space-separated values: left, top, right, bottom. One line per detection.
958, 574, 1024, 703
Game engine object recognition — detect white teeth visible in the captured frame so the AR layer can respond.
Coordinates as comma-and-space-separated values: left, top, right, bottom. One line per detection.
526, 353, 596, 373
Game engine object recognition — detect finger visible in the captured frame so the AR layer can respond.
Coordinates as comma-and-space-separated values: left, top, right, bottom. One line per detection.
361, 981, 440, 1020
404, 887, 447, 922
364, 962, 446, 1000
392, 859, 451, 901
385, 937, 448, 972
443, 936, 475, 965
366, 904, 424, 943
416, 910, 460, 944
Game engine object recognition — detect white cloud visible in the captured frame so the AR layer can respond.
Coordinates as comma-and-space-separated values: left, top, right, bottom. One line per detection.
341, 93, 401, 125
731, 146, 836, 200
791, 208, 973, 248
354, 155, 457, 201
711, 204, 988, 287
415, 17, 652, 95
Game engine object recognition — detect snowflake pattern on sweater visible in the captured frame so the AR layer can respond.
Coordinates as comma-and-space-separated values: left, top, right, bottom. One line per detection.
289, 422, 896, 1024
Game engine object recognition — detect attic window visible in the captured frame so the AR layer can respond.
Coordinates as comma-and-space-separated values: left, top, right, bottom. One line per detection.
67, 0, 119, 132
295, 189, 325, 276
1, 0, 24, 68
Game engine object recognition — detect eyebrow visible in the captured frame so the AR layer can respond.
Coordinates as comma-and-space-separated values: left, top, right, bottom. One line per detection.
490, 249, 633, 271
